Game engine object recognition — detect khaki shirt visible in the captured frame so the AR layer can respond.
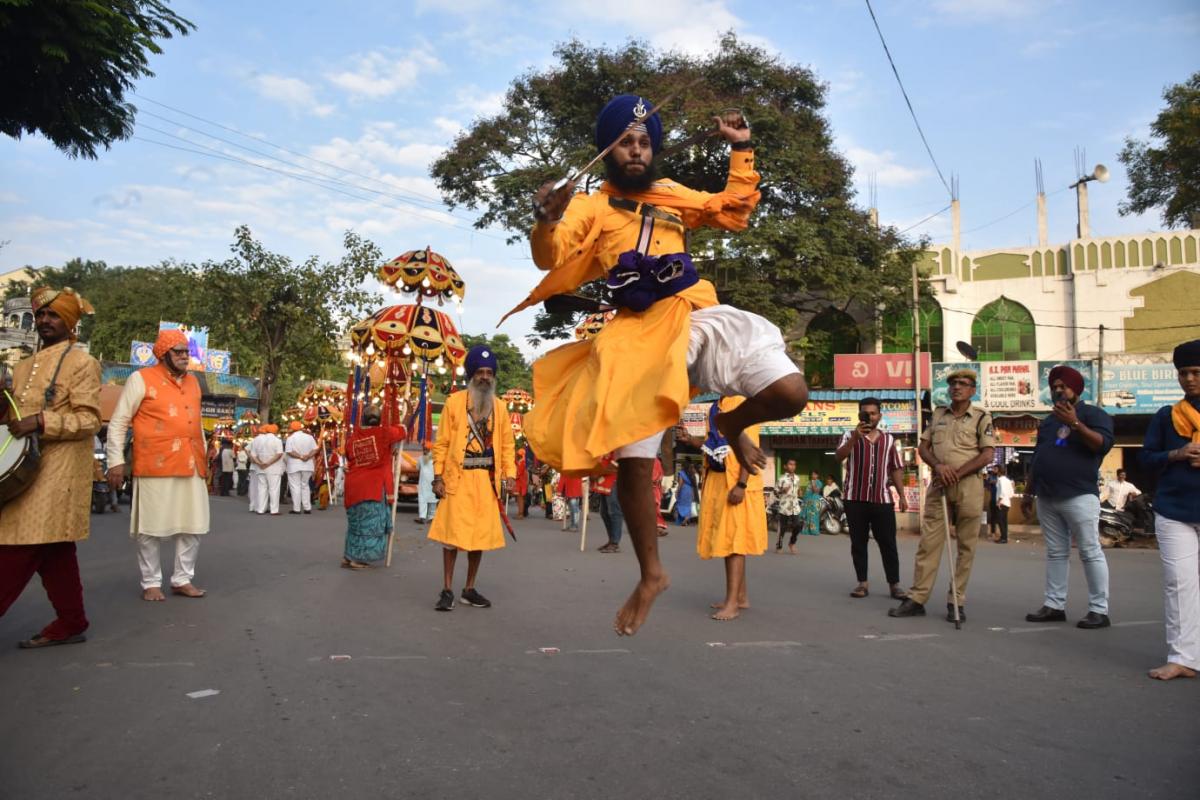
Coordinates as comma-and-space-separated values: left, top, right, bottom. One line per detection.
921, 404, 995, 471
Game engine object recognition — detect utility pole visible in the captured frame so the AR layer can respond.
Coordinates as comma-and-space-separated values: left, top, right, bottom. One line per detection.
1097, 324, 1105, 405
912, 259, 923, 516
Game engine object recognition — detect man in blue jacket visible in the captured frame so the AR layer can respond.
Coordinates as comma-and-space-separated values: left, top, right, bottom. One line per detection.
1021, 365, 1114, 629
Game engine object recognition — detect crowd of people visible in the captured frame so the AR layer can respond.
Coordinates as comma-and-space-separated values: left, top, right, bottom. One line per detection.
0, 94, 1197, 686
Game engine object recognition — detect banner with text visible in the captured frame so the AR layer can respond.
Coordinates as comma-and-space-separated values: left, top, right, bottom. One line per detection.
932, 360, 1095, 411
834, 353, 932, 389
762, 400, 916, 436
1099, 362, 1183, 414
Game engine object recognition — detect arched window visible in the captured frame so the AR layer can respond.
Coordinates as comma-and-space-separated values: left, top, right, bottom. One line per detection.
20, 313, 33, 331
805, 308, 862, 388
883, 298, 944, 357
971, 298, 1036, 361
7, 315, 18, 328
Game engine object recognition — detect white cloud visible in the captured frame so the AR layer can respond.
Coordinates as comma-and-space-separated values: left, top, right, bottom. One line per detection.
842, 142, 928, 188
453, 87, 506, 120
0, 191, 22, 204
251, 74, 335, 117
554, 0, 764, 55
324, 50, 442, 99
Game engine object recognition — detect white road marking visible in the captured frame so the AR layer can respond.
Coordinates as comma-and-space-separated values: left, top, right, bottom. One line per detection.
864, 633, 941, 642
186, 689, 220, 699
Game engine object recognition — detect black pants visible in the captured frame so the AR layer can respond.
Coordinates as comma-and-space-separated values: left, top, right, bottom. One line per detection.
988, 500, 1000, 533
219, 472, 233, 496
995, 505, 1009, 542
845, 500, 900, 584
237, 470, 249, 496
775, 514, 802, 547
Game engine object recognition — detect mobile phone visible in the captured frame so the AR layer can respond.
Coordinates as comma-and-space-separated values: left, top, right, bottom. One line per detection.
1052, 390, 1065, 404
858, 411, 870, 425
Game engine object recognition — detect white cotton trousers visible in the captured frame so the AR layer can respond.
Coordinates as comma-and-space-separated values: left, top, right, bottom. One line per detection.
136, 533, 201, 590
1156, 515, 1200, 670
248, 470, 259, 512
254, 472, 282, 514
288, 470, 313, 512
615, 305, 799, 459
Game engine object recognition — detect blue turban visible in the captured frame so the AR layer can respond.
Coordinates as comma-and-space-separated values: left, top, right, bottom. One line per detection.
595, 95, 663, 153
465, 344, 498, 379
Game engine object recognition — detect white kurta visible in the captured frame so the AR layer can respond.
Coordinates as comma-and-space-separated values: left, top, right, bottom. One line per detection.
106, 371, 211, 538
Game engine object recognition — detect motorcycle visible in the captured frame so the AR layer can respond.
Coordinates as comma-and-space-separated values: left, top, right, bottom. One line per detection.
1099, 494, 1155, 548
91, 445, 110, 514
820, 493, 848, 535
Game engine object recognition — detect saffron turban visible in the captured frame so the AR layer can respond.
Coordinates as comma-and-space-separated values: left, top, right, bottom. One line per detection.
31, 286, 94, 335
595, 95, 662, 153
153, 328, 189, 361
465, 344, 498, 379
1173, 340, 1200, 369
289, 420, 303, 432
1047, 365, 1085, 397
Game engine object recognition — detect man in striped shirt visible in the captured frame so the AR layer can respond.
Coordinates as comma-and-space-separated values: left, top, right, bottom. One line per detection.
835, 397, 908, 600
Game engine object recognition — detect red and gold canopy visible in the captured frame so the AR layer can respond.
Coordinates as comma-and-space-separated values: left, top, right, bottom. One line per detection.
378, 246, 466, 304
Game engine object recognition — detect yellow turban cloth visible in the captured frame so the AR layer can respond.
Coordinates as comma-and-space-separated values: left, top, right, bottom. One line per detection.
30, 286, 94, 335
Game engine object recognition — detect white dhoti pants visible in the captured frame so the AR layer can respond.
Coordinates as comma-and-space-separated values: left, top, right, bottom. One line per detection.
254, 472, 282, 514
136, 533, 201, 590
1156, 515, 1200, 670
288, 470, 313, 512
615, 305, 799, 459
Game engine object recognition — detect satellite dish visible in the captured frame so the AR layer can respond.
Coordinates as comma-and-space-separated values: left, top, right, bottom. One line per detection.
1091, 164, 1109, 183
955, 340, 979, 360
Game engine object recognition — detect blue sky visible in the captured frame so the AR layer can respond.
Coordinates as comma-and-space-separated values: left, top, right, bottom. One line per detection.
1, 0, 1197, 356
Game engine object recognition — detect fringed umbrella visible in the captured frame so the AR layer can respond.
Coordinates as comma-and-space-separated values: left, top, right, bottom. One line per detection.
574, 310, 616, 340
378, 246, 466, 308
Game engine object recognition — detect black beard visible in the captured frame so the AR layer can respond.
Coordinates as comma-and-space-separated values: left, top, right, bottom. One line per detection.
603, 155, 657, 193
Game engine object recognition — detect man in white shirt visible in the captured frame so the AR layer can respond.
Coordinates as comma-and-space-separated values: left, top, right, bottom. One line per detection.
236, 445, 249, 496
249, 424, 285, 515
284, 421, 318, 515
1101, 469, 1141, 511
994, 464, 1016, 543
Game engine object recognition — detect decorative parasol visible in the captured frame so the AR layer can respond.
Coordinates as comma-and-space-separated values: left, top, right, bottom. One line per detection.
574, 309, 616, 341
501, 388, 533, 447
378, 246, 466, 308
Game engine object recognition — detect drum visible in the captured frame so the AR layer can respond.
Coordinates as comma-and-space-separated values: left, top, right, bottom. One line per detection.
0, 426, 39, 507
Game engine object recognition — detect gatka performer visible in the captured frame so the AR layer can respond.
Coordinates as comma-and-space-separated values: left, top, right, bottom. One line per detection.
519, 95, 809, 635
428, 346, 516, 612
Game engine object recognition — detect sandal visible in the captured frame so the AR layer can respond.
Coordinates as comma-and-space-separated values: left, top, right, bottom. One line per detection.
850, 585, 869, 598
890, 586, 908, 600
18, 633, 86, 649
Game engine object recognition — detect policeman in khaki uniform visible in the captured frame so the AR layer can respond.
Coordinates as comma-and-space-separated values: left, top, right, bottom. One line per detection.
890, 368, 995, 621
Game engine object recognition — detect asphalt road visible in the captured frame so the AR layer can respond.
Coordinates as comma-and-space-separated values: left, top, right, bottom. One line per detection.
1, 496, 1195, 800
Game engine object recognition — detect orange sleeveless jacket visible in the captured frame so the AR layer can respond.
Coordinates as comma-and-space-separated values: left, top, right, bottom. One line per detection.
131, 363, 207, 478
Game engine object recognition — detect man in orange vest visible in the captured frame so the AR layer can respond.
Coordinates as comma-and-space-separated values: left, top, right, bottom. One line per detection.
107, 328, 210, 601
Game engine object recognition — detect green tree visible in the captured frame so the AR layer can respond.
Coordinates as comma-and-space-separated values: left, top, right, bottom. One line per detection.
431, 35, 926, 349
1118, 71, 1200, 229
195, 225, 382, 417
0, 0, 194, 158
461, 332, 532, 394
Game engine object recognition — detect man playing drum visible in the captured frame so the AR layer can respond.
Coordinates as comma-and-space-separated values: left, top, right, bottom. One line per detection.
0, 287, 102, 648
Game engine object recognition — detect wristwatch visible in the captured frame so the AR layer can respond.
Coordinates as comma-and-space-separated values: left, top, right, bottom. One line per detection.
736, 480, 748, 489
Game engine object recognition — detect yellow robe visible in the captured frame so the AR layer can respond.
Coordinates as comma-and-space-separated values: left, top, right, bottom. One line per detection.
427, 391, 516, 552
0, 342, 101, 545
696, 397, 766, 559
519, 152, 761, 475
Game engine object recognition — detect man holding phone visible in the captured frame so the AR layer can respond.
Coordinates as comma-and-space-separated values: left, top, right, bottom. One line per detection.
1022, 365, 1114, 628
836, 397, 908, 599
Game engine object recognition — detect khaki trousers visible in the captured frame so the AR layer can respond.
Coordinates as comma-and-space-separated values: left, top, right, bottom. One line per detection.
908, 474, 983, 606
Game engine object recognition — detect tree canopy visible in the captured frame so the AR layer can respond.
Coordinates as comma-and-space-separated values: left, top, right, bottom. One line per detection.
13, 227, 383, 419
0, 0, 194, 158
1118, 71, 1200, 230
431, 35, 926, 350
461, 332, 532, 394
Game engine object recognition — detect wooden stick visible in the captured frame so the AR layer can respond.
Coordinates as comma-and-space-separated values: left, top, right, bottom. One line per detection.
579, 477, 590, 552
384, 361, 415, 568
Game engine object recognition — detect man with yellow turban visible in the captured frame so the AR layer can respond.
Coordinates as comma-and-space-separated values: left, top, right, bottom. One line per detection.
0, 287, 100, 648
107, 328, 210, 601
521, 96, 809, 636
284, 419, 318, 514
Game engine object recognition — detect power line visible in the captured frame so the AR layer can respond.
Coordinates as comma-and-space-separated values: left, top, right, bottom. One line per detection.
896, 204, 951, 235
864, 0, 953, 198
133, 92, 453, 211
960, 186, 1071, 236
938, 304, 1200, 332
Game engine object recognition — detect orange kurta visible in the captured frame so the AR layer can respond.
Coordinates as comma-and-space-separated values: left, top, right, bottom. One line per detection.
131, 363, 207, 478
518, 151, 761, 475
696, 397, 766, 559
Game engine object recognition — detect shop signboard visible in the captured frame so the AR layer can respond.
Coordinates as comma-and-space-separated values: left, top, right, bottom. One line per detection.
930, 361, 981, 408
932, 360, 1095, 411
1036, 360, 1095, 406
992, 415, 1040, 446
204, 349, 232, 374
762, 400, 916, 436
201, 396, 237, 419
680, 402, 710, 437
1098, 362, 1183, 414
834, 353, 931, 389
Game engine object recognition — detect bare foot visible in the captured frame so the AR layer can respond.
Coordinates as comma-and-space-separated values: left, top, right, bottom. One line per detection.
710, 600, 751, 610
788, 544, 797, 555
613, 573, 670, 636
715, 413, 767, 475
1148, 663, 1197, 681
171, 584, 207, 598
710, 605, 740, 621
142, 587, 166, 602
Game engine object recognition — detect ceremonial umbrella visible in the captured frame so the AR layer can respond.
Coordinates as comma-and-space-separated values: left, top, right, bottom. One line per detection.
378, 246, 466, 308
501, 388, 534, 446
574, 310, 616, 341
